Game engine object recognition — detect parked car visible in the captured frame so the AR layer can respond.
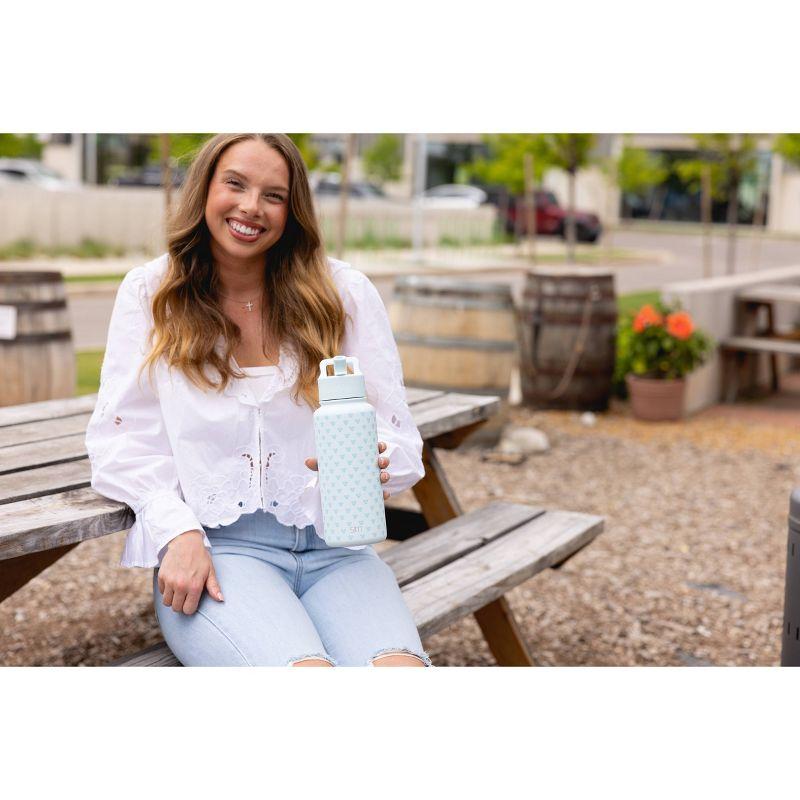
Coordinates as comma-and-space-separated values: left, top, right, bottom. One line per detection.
0, 158, 79, 190
312, 173, 388, 199
420, 183, 488, 208
109, 164, 186, 188
500, 189, 602, 243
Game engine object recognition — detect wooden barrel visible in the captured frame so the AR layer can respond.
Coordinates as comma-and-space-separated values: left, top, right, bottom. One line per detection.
0, 271, 76, 407
519, 268, 617, 411
389, 276, 517, 446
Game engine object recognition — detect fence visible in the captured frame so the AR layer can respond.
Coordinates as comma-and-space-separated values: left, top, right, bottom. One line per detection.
0, 185, 499, 257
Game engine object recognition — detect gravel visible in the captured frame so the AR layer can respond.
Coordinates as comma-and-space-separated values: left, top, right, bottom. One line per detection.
2, 402, 796, 666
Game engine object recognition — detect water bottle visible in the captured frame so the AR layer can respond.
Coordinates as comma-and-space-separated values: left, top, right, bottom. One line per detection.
313, 355, 387, 547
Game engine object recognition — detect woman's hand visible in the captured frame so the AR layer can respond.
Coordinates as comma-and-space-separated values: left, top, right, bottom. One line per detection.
157, 530, 224, 615
305, 441, 391, 500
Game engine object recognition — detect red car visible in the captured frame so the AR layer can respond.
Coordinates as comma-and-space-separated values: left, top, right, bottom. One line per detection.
501, 189, 602, 243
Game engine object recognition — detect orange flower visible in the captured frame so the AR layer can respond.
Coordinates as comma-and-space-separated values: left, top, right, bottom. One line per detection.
632, 304, 664, 333
666, 311, 694, 340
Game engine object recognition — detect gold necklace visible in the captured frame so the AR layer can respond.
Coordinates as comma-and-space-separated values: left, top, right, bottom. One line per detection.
218, 291, 261, 312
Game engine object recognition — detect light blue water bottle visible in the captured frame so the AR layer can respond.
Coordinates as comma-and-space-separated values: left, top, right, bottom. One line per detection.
313, 355, 387, 547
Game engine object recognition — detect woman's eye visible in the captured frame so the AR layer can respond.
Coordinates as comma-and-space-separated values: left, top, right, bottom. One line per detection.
265, 193, 284, 202
225, 178, 242, 188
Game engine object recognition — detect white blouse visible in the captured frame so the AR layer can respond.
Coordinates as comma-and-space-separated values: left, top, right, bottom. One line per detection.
85, 254, 425, 568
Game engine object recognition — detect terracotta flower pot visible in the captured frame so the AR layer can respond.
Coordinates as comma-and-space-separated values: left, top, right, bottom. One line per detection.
626, 375, 686, 422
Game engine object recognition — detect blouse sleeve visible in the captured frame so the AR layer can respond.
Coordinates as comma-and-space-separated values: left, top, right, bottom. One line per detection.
84, 267, 211, 564
340, 269, 425, 497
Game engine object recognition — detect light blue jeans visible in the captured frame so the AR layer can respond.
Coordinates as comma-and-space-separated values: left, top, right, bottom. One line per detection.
152, 510, 432, 666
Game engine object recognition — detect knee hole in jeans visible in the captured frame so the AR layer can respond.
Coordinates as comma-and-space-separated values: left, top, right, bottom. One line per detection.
286, 653, 337, 667
368, 648, 432, 667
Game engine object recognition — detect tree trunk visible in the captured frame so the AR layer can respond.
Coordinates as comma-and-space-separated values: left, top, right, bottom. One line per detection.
648, 185, 666, 220
701, 164, 712, 278
523, 152, 537, 264
160, 134, 172, 218
726, 170, 740, 275
566, 168, 577, 265
336, 133, 356, 259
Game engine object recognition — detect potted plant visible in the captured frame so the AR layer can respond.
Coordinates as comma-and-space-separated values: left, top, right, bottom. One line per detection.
616, 300, 713, 421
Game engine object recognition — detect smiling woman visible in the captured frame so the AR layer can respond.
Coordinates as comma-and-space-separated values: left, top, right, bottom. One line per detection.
84, 133, 430, 667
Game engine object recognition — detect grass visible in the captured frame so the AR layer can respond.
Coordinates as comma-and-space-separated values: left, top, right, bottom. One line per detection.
0, 239, 129, 261
65, 273, 129, 284
75, 287, 657, 396
617, 290, 660, 316
76, 350, 105, 395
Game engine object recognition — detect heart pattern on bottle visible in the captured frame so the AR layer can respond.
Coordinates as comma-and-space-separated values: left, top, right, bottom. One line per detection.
313, 408, 387, 545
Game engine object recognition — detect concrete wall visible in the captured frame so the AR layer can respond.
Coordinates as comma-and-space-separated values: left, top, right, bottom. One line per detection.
0, 185, 496, 251
768, 155, 800, 235
662, 264, 800, 413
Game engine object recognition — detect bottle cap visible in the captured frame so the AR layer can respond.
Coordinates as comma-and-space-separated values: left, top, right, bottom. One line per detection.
318, 355, 366, 402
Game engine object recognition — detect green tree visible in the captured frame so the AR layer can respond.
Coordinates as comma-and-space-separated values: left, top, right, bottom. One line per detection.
362, 133, 403, 184
536, 134, 596, 263
0, 134, 43, 159
773, 133, 800, 167
611, 137, 670, 218
675, 134, 758, 275
146, 133, 319, 169
466, 134, 551, 195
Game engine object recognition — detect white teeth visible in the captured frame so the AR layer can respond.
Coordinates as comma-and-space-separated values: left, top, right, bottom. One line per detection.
228, 220, 261, 236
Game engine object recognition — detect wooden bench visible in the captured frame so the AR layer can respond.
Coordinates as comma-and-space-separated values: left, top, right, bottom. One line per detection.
720, 336, 800, 402
111, 500, 604, 666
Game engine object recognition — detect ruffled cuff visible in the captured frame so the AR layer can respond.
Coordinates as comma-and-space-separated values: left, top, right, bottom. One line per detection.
134, 491, 211, 562
379, 435, 425, 497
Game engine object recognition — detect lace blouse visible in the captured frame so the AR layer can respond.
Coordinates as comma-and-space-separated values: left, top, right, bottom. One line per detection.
84, 254, 425, 568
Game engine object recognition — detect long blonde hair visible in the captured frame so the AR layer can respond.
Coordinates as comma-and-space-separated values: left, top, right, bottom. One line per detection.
141, 133, 347, 409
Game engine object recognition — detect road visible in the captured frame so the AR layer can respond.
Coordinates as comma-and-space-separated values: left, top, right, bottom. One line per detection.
67, 228, 800, 350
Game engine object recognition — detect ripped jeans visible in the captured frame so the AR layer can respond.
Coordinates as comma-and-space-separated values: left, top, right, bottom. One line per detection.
152, 509, 432, 667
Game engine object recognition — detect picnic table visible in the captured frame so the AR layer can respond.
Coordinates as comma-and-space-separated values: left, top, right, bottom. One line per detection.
721, 283, 800, 401
1, 386, 604, 665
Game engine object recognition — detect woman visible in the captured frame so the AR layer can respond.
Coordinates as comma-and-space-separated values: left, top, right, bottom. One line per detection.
85, 133, 430, 667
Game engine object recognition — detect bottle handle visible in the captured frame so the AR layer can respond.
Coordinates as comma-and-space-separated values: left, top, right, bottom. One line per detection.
319, 355, 361, 377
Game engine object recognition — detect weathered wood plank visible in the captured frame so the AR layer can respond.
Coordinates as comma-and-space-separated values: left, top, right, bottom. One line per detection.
0, 390, 442, 432
0, 487, 133, 559
403, 510, 604, 639
382, 501, 544, 586
410, 393, 500, 440
0, 392, 498, 477
0, 394, 97, 428
404, 387, 447, 406
0, 459, 92, 505
0, 433, 88, 475
0, 413, 93, 449
721, 336, 800, 356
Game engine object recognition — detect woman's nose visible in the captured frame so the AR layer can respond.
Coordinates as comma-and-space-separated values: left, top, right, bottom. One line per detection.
239, 190, 261, 216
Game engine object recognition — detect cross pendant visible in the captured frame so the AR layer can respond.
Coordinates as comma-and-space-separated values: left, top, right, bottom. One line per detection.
245, 301, 254, 312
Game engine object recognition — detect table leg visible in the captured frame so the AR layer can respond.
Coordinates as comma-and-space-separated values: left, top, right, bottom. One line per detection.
412, 442, 463, 526
0, 543, 79, 604
412, 441, 536, 667
473, 595, 536, 666
766, 304, 780, 392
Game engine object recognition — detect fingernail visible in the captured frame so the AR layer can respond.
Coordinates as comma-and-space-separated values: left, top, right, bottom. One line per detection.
218, 593, 224, 601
